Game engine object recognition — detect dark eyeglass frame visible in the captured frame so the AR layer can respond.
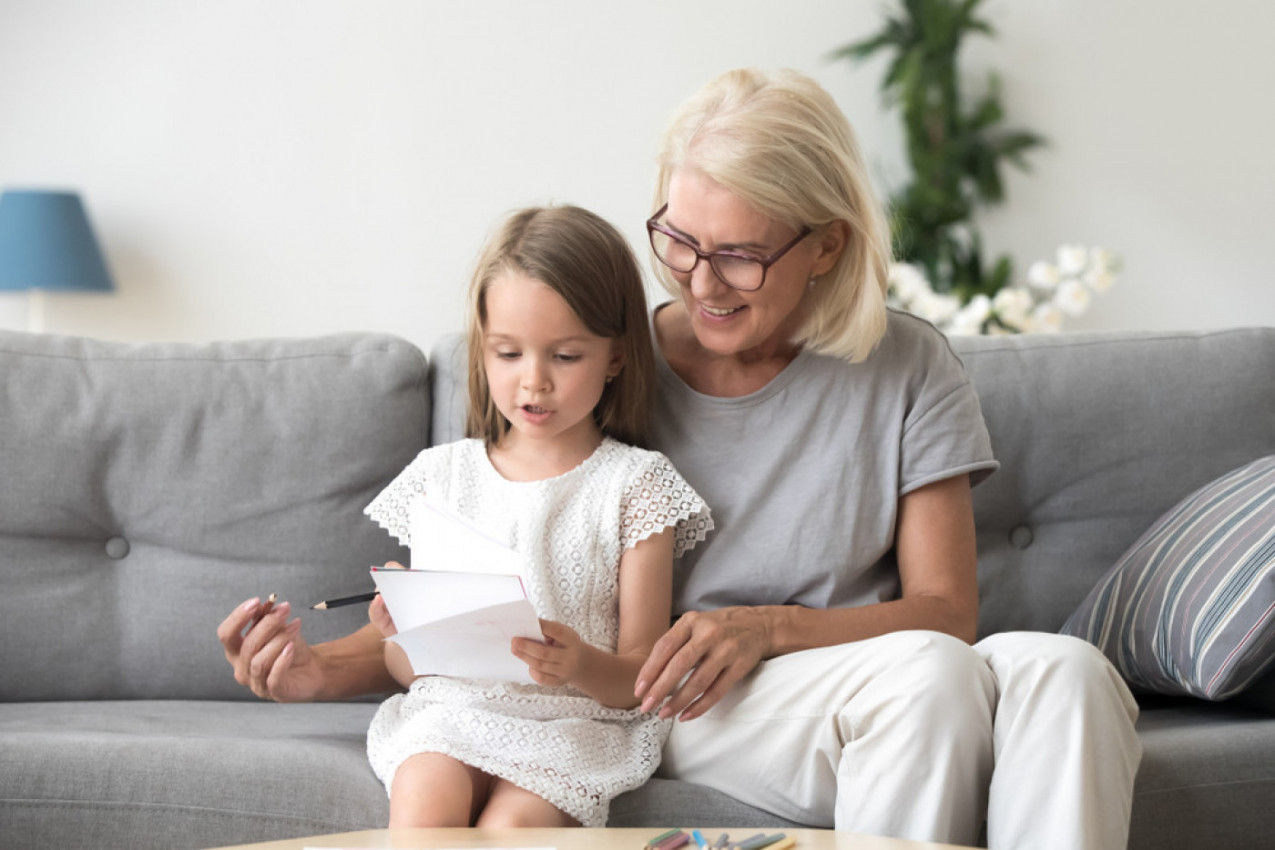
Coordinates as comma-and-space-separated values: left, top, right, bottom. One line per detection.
645, 203, 813, 292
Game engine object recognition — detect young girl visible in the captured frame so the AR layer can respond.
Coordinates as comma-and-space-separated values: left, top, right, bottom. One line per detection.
361, 205, 712, 828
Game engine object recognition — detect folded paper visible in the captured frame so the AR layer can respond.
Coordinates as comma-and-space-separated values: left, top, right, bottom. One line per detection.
371, 493, 542, 684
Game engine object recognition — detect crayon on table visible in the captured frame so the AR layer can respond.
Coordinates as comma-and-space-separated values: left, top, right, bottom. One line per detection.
645, 830, 681, 850
765, 837, 797, 850
655, 832, 691, 850
691, 830, 708, 850
737, 833, 785, 850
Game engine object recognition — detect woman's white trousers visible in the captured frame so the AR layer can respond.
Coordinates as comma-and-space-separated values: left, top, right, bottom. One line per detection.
657, 630, 1140, 850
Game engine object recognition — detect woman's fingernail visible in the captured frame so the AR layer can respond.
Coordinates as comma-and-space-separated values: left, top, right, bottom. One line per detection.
243, 598, 259, 612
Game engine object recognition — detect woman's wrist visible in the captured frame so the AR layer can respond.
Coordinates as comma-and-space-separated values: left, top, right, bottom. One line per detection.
755, 605, 789, 658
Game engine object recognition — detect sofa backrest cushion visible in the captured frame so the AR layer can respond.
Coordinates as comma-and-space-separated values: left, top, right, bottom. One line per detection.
0, 331, 429, 701
953, 328, 1275, 637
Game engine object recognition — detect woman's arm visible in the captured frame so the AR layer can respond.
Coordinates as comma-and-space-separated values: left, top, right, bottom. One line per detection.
218, 596, 398, 702
512, 528, 675, 709
635, 474, 979, 720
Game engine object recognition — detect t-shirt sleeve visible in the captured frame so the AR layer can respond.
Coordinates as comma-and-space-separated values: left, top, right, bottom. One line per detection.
899, 334, 998, 495
620, 451, 714, 559
363, 446, 444, 547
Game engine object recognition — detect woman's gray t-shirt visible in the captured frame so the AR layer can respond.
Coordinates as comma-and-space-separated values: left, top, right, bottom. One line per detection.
651, 308, 999, 616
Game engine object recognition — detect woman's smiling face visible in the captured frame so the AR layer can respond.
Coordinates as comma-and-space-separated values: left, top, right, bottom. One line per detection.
663, 169, 819, 360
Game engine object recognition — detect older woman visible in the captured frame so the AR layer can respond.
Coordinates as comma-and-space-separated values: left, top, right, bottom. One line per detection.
219, 68, 1140, 849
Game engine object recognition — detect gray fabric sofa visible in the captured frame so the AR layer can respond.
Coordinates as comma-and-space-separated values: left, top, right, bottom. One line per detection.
2, 326, 1272, 849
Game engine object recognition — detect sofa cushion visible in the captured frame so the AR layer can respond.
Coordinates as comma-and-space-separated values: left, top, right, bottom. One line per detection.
0, 331, 430, 701
1062, 456, 1275, 700
951, 328, 1275, 637
1130, 700, 1275, 850
0, 700, 387, 850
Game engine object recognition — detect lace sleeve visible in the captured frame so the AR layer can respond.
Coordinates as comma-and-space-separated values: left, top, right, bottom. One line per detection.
364, 447, 441, 547
620, 452, 714, 559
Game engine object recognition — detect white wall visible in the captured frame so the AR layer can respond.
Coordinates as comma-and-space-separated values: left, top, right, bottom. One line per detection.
2, 0, 1272, 351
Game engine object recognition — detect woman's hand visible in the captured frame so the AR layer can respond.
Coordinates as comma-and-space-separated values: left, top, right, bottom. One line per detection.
512, 619, 585, 687
217, 597, 324, 703
634, 606, 774, 721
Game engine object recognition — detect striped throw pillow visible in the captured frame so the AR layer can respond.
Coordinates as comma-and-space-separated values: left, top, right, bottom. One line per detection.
1062, 455, 1275, 700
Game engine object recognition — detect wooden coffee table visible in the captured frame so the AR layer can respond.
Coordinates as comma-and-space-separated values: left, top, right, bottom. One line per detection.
212, 827, 977, 850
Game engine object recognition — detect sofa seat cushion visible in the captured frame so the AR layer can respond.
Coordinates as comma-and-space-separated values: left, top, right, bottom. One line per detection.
1131, 700, 1275, 850
0, 700, 387, 850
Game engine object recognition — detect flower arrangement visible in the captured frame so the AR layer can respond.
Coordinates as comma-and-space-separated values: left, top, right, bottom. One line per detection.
887, 245, 1119, 335
834, 0, 1119, 334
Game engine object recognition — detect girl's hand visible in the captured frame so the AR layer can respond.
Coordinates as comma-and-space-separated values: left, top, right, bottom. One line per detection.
634, 606, 773, 721
368, 593, 396, 638
369, 560, 405, 638
512, 619, 585, 687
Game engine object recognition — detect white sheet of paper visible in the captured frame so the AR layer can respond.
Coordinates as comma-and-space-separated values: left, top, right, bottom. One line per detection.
409, 493, 526, 576
371, 494, 542, 684
387, 599, 541, 683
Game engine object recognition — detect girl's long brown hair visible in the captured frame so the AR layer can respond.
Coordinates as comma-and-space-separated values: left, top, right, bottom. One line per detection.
465, 205, 656, 448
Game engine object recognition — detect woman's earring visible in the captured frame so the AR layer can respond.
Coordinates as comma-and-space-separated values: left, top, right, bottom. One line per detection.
808, 276, 818, 288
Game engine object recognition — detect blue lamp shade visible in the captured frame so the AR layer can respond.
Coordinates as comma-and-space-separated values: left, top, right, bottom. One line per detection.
0, 190, 115, 293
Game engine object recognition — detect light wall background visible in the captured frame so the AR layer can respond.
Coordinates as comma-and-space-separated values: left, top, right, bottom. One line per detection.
2, 0, 1272, 352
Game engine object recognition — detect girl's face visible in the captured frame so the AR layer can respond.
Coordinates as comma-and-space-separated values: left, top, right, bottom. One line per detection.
663, 169, 829, 359
482, 271, 623, 450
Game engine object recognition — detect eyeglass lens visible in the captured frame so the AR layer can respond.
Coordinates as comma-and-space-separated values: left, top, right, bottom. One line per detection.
649, 229, 766, 291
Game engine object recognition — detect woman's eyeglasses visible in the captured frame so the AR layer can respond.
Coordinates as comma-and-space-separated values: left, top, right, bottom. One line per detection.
646, 203, 812, 292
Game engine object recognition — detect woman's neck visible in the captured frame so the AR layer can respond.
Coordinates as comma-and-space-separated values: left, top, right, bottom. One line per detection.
654, 302, 803, 398
486, 424, 604, 482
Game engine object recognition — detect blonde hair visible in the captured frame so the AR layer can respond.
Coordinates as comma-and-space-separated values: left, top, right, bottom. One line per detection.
465, 205, 656, 448
653, 68, 892, 362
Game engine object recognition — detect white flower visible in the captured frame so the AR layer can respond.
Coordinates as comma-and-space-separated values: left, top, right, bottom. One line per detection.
992, 286, 1034, 327
888, 263, 932, 304
1025, 302, 1064, 333
1056, 244, 1088, 276
1027, 260, 1061, 289
1089, 247, 1114, 275
945, 294, 992, 335
1053, 278, 1092, 316
911, 290, 961, 325
1084, 268, 1115, 292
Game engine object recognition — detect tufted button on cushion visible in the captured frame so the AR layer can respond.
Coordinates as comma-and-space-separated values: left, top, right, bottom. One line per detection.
1009, 525, 1034, 550
104, 537, 130, 560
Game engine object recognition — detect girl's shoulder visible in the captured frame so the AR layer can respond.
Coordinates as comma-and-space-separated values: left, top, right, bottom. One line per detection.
598, 438, 714, 556
595, 438, 680, 480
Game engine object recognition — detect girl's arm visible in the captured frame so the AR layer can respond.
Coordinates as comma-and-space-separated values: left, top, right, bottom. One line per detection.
512, 528, 675, 709
635, 473, 979, 720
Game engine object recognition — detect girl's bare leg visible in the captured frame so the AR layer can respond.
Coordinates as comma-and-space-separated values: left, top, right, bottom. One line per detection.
475, 778, 579, 827
389, 753, 492, 827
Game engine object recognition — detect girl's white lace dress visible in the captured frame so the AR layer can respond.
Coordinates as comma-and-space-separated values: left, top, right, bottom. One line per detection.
363, 437, 712, 826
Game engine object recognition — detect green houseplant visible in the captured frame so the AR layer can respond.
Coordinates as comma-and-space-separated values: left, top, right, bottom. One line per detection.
833, 0, 1116, 333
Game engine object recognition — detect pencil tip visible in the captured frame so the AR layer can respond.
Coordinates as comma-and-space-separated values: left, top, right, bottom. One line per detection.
310, 602, 326, 610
